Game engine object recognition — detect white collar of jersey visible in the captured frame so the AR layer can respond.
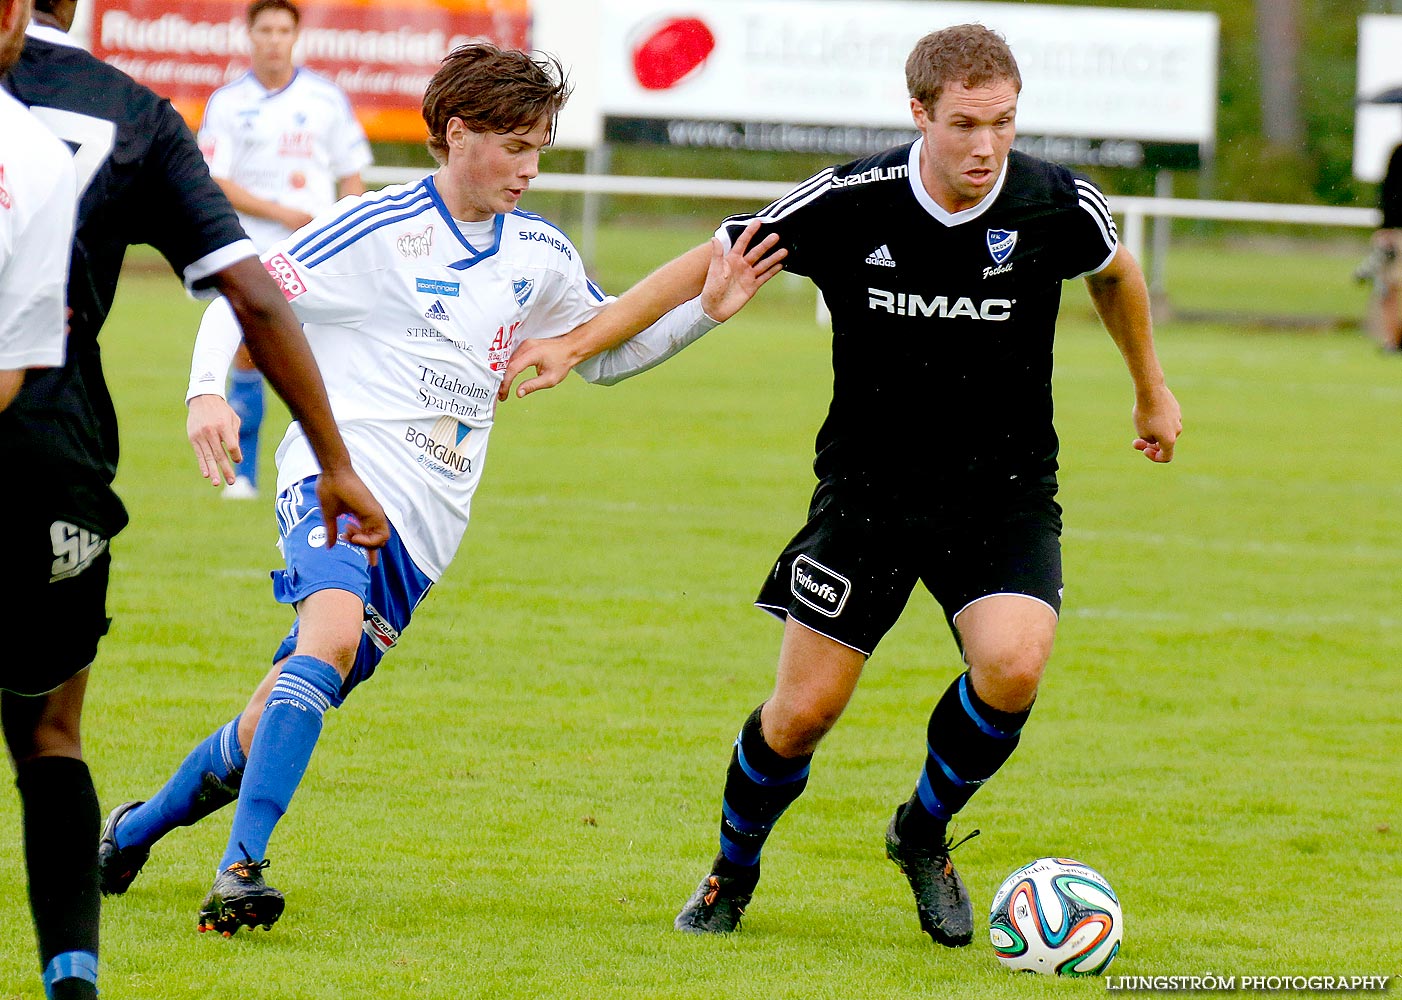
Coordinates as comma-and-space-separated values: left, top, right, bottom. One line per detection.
424, 173, 505, 268
25, 21, 82, 48
905, 137, 1009, 228
250, 67, 302, 100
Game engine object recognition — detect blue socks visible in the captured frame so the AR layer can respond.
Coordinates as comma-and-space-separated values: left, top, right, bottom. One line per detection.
220, 655, 342, 871
901, 672, 1031, 843
115, 717, 247, 850
227, 367, 264, 485
43, 952, 97, 1000
714, 705, 811, 882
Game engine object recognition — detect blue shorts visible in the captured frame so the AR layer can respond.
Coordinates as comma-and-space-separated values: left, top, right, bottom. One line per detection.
270, 477, 434, 699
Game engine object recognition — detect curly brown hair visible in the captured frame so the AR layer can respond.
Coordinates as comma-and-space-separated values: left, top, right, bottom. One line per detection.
421, 43, 572, 165
905, 24, 1021, 112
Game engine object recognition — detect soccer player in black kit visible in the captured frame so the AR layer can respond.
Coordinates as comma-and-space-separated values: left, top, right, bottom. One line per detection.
3, 3, 386, 996
501, 24, 1181, 949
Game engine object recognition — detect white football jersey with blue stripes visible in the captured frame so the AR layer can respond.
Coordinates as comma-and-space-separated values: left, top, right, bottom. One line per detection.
265, 176, 612, 579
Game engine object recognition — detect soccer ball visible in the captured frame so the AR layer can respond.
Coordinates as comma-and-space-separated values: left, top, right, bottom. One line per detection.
988, 857, 1122, 976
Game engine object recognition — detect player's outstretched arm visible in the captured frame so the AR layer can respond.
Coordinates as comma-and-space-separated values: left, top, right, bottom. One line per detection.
1085, 245, 1182, 463
210, 257, 390, 552
499, 221, 784, 400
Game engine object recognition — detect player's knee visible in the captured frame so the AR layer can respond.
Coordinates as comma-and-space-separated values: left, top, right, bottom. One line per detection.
10, 719, 82, 762
764, 698, 841, 756
970, 650, 1046, 712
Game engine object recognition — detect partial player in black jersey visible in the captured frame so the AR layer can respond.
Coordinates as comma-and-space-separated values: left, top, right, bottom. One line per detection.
2, 3, 387, 995
502, 24, 1181, 950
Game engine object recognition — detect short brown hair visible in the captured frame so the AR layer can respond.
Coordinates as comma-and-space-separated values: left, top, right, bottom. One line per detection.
247, 0, 299, 27
421, 43, 572, 165
905, 24, 1021, 111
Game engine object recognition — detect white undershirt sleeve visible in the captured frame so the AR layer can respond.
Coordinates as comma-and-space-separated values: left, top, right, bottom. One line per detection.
575, 297, 720, 386
185, 296, 243, 401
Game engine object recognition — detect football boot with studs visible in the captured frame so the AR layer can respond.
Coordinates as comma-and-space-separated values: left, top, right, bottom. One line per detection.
885, 806, 980, 947
198, 846, 284, 937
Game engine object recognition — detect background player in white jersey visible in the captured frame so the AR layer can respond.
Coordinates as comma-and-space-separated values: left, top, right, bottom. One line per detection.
501, 24, 1182, 950
200, 0, 373, 498
7, 3, 387, 994
97, 42, 784, 939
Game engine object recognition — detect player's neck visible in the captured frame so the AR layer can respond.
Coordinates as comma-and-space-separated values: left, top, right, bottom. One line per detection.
31, 10, 70, 31
253, 64, 295, 92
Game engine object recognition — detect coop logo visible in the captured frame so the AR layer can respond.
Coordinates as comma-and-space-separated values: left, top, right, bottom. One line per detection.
415, 278, 459, 297
264, 252, 306, 301
362, 602, 400, 652
832, 164, 908, 188
518, 230, 572, 259
986, 228, 1018, 264
405, 415, 473, 478
790, 555, 850, 618
397, 225, 433, 259
868, 288, 1013, 321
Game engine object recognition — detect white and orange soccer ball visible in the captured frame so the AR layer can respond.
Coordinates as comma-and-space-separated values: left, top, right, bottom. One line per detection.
988, 857, 1123, 976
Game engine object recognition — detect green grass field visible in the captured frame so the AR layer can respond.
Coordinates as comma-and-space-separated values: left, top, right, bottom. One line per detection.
2, 230, 1399, 999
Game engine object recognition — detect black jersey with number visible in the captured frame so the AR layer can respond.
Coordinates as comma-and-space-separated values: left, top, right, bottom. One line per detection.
1, 28, 251, 537
718, 144, 1118, 505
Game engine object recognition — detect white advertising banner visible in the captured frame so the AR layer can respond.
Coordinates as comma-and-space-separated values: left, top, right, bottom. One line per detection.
597, 0, 1218, 168
1354, 15, 1402, 183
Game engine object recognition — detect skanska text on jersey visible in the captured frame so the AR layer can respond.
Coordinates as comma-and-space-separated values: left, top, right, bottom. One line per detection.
518, 230, 572, 259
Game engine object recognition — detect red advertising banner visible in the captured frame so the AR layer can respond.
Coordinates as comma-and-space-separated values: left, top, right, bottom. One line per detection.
90, 0, 531, 142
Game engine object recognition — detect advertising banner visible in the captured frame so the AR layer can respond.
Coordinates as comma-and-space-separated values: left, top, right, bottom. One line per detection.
90, 0, 530, 142
598, 0, 1218, 169
1354, 15, 1402, 183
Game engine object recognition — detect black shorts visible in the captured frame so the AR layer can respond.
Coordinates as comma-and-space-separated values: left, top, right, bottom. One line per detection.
755, 480, 1063, 656
1, 514, 112, 695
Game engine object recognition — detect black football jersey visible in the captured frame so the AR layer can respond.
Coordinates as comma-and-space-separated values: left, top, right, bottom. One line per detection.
2, 28, 250, 536
718, 145, 1118, 504
1382, 144, 1402, 230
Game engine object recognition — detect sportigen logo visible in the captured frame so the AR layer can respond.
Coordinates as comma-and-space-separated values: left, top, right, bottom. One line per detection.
867, 288, 1013, 321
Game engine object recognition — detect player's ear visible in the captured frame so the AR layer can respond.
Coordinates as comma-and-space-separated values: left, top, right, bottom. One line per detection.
909, 98, 931, 130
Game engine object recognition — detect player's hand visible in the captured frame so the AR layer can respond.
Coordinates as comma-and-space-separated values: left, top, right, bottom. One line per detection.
314, 466, 390, 565
187, 394, 242, 486
497, 336, 578, 402
1132, 384, 1182, 463
699, 220, 787, 323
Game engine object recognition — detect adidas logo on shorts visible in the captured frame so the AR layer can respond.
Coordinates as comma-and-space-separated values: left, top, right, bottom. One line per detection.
865, 244, 897, 267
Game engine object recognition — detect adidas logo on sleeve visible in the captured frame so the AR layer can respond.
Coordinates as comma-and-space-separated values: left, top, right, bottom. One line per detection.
865, 245, 897, 267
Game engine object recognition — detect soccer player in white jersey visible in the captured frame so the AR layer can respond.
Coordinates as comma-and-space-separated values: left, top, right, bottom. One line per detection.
0, 0, 73, 414
501, 24, 1181, 949
200, 0, 373, 499
96, 42, 784, 938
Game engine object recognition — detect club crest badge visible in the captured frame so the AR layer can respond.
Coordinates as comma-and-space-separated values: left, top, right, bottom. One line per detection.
512, 277, 534, 307
986, 228, 1018, 264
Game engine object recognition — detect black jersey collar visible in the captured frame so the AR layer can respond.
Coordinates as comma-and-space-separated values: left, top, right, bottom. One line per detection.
906, 137, 1009, 228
